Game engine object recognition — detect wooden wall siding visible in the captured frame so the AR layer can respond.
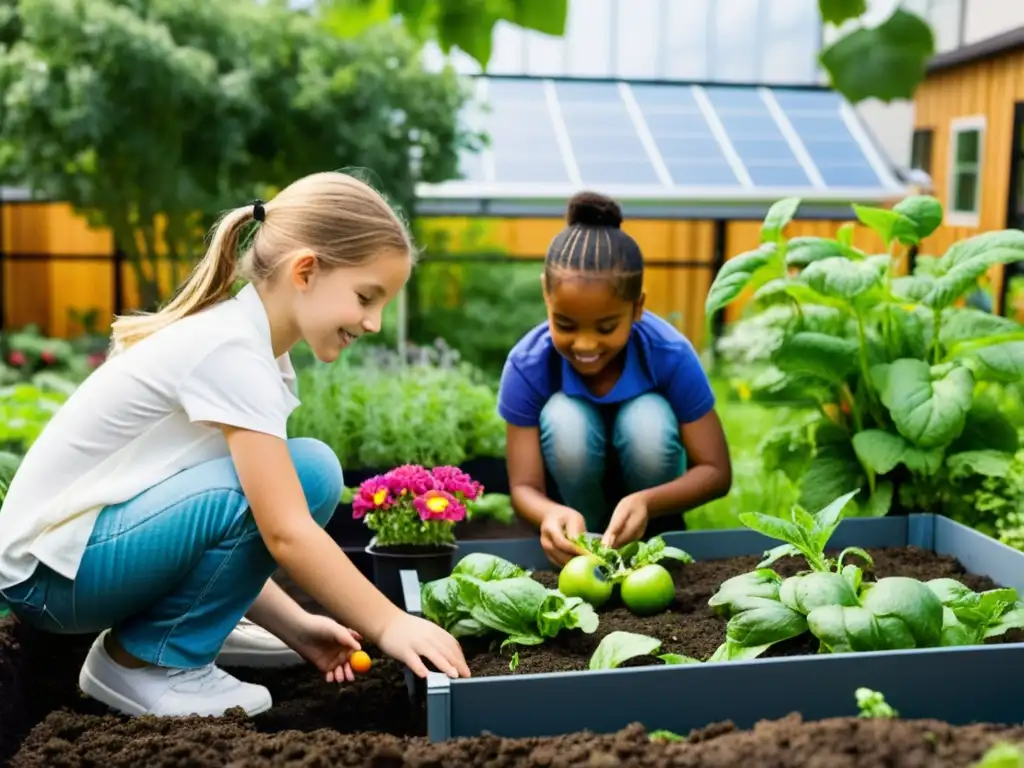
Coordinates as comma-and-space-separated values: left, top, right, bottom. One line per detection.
913, 50, 1024, 309
4, 206, 896, 347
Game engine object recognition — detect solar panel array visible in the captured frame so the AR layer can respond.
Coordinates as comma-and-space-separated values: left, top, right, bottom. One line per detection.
456, 77, 891, 192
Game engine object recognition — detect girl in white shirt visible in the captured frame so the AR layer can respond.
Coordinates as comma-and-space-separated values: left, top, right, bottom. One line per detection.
0, 171, 470, 717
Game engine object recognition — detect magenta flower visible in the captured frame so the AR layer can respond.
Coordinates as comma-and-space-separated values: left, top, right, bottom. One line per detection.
414, 489, 466, 522
384, 464, 437, 496
352, 476, 392, 520
430, 466, 483, 500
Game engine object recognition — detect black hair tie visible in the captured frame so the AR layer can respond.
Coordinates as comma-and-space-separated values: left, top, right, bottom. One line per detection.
251, 199, 266, 222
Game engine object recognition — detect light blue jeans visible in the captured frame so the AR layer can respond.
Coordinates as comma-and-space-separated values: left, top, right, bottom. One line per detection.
539, 392, 686, 532
0, 437, 341, 668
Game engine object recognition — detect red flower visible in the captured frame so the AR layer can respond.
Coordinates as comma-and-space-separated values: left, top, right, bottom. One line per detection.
8, 351, 25, 367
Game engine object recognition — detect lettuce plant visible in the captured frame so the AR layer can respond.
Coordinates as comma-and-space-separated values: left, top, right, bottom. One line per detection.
708, 490, 1024, 661
420, 553, 598, 648
706, 195, 1024, 518
588, 630, 699, 670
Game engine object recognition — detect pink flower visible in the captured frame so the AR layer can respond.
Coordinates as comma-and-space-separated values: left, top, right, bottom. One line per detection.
8, 351, 25, 367
414, 489, 466, 522
40, 350, 57, 365
383, 464, 437, 496
431, 466, 483, 500
352, 476, 392, 520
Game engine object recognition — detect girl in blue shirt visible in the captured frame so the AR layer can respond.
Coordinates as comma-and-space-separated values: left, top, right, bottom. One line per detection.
497, 191, 732, 566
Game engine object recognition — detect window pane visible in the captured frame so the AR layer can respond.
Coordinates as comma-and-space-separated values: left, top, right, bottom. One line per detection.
954, 171, 978, 212
956, 129, 980, 163
911, 130, 932, 174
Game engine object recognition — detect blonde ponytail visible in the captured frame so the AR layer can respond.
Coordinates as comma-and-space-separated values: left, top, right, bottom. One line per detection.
109, 206, 255, 356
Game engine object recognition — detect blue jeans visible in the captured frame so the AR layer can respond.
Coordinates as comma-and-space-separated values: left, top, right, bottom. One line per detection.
539, 392, 686, 533
0, 437, 341, 668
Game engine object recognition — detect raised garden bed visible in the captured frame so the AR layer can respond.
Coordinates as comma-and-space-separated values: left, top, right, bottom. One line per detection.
403, 514, 1024, 741
3, 622, 1023, 768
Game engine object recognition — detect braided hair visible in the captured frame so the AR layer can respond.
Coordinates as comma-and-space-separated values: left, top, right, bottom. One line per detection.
543, 191, 644, 302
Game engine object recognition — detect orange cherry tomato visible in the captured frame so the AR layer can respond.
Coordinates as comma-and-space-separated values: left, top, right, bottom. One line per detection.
350, 650, 372, 674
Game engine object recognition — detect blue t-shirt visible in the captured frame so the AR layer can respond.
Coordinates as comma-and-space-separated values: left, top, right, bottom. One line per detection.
497, 311, 715, 428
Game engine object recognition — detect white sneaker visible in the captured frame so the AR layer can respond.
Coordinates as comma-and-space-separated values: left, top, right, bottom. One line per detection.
78, 630, 272, 717
217, 617, 304, 668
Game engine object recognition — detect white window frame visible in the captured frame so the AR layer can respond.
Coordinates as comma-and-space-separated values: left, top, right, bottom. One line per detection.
946, 115, 985, 227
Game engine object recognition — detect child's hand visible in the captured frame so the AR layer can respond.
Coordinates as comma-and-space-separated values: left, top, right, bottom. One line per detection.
291, 614, 363, 683
539, 505, 587, 566
377, 613, 471, 679
602, 493, 649, 548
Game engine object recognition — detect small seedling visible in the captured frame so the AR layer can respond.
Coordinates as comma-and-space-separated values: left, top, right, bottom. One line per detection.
855, 687, 897, 718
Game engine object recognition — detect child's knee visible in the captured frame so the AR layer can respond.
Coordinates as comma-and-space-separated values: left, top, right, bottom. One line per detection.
614, 394, 682, 472
287, 438, 342, 527
539, 393, 604, 475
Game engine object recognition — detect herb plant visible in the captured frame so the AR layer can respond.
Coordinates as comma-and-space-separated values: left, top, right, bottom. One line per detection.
353, 464, 482, 547
706, 195, 1024, 518
708, 490, 1024, 661
419, 553, 599, 648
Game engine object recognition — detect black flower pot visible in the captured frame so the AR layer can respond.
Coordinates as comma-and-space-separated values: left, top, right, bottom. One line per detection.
366, 538, 457, 607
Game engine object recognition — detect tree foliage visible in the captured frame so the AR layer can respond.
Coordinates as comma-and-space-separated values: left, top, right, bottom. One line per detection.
326, 0, 936, 106
0, 0, 478, 307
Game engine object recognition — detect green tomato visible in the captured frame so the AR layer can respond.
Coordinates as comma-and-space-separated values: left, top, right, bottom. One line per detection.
621, 564, 675, 616
558, 554, 614, 607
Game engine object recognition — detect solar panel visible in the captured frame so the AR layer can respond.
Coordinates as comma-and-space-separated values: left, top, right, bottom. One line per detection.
485, 78, 571, 185
434, 77, 900, 201
770, 88, 884, 188
553, 81, 661, 186
703, 86, 811, 188
629, 83, 741, 187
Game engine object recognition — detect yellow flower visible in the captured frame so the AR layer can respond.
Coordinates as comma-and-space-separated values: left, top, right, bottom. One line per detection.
737, 382, 751, 402
373, 488, 388, 506
426, 495, 450, 513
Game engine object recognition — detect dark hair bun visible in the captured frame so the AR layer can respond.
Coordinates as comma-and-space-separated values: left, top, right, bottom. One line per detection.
566, 191, 623, 229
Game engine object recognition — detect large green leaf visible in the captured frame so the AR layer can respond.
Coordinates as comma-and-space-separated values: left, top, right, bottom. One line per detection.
890, 275, 935, 304
798, 423, 866, 513
752, 278, 850, 311
957, 340, 1024, 383
819, 0, 867, 25
785, 237, 861, 268
852, 429, 944, 477
892, 195, 943, 241
706, 243, 780, 316
939, 309, 1021, 346
925, 248, 1024, 309
875, 359, 975, 449
819, 9, 935, 104
761, 198, 801, 243
948, 399, 1021, 454
773, 332, 859, 383
800, 256, 886, 301
938, 230, 1024, 271
852, 204, 920, 247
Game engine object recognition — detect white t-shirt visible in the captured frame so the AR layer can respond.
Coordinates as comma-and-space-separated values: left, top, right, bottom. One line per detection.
0, 283, 302, 591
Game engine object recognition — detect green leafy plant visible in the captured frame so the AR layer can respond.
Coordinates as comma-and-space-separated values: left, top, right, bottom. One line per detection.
707, 196, 1024, 519
588, 631, 700, 671
466, 492, 514, 525
855, 687, 898, 718
419, 553, 598, 648
288, 351, 505, 468
707, 490, 1024, 661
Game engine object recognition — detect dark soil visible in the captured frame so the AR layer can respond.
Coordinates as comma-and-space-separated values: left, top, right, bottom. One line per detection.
4, 545, 1024, 767
461, 546, 1024, 677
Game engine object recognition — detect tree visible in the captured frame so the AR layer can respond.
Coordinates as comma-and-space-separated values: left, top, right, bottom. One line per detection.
0, 0, 477, 307
323, 0, 935, 105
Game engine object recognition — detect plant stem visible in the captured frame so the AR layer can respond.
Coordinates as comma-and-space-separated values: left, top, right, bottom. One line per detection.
931, 308, 943, 364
